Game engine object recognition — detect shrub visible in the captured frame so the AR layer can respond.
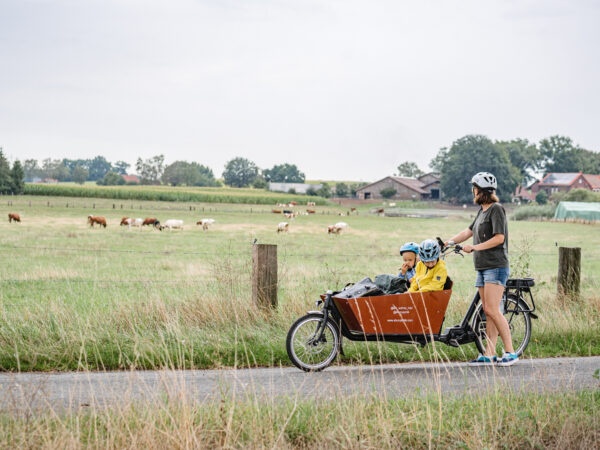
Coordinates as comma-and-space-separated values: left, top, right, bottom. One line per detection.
535, 190, 548, 205
380, 188, 397, 199
512, 204, 556, 221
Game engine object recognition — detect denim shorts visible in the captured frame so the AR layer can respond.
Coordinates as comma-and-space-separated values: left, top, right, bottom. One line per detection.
475, 267, 510, 287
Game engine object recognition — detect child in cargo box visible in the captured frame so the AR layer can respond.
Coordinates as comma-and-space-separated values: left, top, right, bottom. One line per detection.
398, 241, 419, 287
408, 239, 448, 292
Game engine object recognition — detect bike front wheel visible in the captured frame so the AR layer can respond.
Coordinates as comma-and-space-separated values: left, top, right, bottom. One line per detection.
286, 313, 340, 372
472, 293, 532, 356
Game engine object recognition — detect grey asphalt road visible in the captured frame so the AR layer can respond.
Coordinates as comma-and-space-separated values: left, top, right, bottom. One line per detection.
1, 356, 598, 414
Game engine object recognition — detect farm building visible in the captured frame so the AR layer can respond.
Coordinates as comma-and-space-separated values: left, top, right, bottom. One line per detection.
355, 174, 441, 201
533, 172, 600, 195
122, 174, 140, 184
554, 202, 600, 222
513, 172, 600, 203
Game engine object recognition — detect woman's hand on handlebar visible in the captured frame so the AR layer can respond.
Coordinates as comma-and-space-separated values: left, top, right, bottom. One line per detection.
460, 244, 474, 253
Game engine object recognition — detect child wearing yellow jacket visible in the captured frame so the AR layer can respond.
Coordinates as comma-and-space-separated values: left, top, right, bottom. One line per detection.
408, 239, 448, 292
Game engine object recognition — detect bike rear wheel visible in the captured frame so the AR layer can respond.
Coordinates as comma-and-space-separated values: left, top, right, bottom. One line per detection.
472, 294, 532, 356
286, 313, 340, 372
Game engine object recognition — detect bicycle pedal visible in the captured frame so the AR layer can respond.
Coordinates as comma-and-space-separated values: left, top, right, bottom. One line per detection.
448, 339, 460, 348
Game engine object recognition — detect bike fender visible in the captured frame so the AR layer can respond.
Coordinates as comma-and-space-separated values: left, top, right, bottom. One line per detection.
307, 310, 324, 315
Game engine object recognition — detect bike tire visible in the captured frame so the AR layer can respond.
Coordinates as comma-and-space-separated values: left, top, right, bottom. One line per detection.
286, 313, 340, 372
472, 293, 532, 356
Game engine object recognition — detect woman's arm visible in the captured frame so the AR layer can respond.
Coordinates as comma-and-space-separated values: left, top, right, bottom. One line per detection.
447, 228, 473, 245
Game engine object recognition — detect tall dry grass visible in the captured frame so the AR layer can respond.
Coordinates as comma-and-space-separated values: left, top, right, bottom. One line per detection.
1, 380, 598, 449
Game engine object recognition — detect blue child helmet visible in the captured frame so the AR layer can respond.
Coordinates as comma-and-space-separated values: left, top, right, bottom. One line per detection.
399, 242, 419, 255
418, 239, 441, 262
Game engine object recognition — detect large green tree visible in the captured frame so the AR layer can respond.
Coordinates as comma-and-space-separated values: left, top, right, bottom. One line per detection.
112, 161, 130, 175
495, 138, 539, 184
23, 159, 42, 181
136, 155, 165, 185
432, 135, 519, 203
88, 156, 112, 181
41, 158, 70, 181
0, 150, 12, 194
10, 160, 25, 194
538, 135, 600, 174
72, 165, 89, 185
162, 161, 218, 186
396, 161, 424, 178
263, 163, 305, 183
222, 157, 259, 188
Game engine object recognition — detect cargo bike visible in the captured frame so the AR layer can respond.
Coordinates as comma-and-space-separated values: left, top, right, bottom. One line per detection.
286, 242, 537, 372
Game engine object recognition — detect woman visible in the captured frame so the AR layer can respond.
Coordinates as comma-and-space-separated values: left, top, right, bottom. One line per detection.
447, 172, 518, 366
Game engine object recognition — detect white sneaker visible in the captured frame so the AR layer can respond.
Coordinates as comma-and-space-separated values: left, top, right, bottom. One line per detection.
497, 352, 519, 367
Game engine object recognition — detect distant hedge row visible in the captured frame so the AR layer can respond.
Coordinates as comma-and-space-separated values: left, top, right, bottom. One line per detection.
23, 184, 327, 206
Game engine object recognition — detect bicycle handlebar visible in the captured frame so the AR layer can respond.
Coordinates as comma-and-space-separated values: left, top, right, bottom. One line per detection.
436, 237, 464, 258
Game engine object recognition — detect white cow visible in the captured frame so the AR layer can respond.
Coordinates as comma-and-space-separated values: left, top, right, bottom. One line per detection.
161, 219, 184, 231
196, 218, 215, 230
277, 222, 289, 233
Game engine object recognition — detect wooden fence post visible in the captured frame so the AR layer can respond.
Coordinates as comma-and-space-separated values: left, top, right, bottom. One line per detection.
252, 244, 278, 309
557, 247, 581, 300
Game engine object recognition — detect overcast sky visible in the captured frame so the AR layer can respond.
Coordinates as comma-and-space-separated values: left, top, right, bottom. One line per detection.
1, 0, 599, 181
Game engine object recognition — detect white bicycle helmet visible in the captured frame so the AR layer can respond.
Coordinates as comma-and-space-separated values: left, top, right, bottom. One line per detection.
418, 239, 440, 262
471, 172, 497, 190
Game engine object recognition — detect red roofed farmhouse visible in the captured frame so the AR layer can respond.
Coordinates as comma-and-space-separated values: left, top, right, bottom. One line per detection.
533, 172, 600, 196
356, 174, 440, 200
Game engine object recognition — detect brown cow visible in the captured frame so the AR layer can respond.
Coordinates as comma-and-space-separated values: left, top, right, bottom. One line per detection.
87, 215, 107, 228
8, 213, 21, 223
142, 217, 160, 228
120, 217, 132, 226
328, 225, 341, 234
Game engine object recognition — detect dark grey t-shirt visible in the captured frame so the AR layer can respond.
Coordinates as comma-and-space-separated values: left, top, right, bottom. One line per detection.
468, 203, 509, 270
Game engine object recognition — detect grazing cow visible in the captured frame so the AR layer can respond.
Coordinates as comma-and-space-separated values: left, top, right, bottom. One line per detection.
277, 222, 289, 233
87, 215, 107, 228
160, 219, 184, 231
142, 217, 159, 227
196, 218, 215, 230
272, 209, 282, 214
328, 225, 341, 234
328, 222, 348, 235
306, 209, 316, 214
307, 201, 316, 207
142, 217, 161, 229
8, 213, 21, 223
119, 217, 143, 229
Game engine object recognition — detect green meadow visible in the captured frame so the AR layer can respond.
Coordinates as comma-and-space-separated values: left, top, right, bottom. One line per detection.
1, 194, 599, 372
1, 194, 599, 448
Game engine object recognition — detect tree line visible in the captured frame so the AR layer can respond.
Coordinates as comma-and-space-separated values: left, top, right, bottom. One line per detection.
5, 134, 599, 200
14, 152, 366, 198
